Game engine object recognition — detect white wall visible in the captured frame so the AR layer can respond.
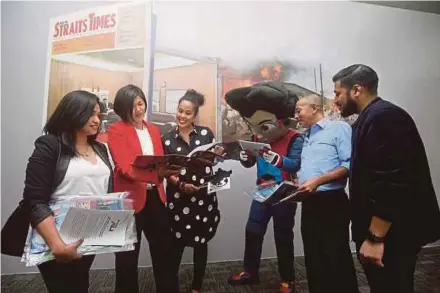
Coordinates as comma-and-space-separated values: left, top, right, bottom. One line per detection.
2, 1, 440, 274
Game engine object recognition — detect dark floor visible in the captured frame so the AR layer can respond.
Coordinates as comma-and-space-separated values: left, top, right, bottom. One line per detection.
2, 247, 440, 293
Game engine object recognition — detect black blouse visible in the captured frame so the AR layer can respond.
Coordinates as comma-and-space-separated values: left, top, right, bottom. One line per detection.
161, 125, 220, 246
162, 125, 215, 156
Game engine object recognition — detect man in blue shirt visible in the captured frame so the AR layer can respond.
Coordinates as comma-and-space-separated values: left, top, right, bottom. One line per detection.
295, 94, 359, 293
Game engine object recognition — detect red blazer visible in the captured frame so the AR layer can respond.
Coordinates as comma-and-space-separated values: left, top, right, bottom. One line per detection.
107, 120, 166, 213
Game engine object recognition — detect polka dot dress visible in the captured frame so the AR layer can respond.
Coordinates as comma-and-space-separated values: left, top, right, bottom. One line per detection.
162, 125, 220, 246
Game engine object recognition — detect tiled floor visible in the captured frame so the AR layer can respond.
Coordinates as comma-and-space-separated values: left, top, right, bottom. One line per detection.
2, 246, 440, 293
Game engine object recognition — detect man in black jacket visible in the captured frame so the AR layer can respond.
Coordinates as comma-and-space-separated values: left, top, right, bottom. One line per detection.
332, 64, 440, 293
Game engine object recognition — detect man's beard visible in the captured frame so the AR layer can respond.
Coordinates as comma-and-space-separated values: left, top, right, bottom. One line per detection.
340, 93, 359, 117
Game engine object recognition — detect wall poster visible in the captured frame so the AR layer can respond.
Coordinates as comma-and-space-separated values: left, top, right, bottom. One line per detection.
42, 1, 155, 143
43, 1, 357, 144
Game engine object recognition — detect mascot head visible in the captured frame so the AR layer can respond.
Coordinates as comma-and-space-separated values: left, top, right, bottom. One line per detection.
225, 81, 299, 143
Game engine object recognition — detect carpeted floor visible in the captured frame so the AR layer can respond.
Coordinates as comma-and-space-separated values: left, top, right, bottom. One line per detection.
2, 246, 440, 293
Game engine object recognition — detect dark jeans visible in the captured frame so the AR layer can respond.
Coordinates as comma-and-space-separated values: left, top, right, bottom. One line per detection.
174, 242, 208, 290
114, 188, 178, 293
356, 239, 421, 293
37, 255, 95, 293
244, 200, 297, 282
301, 189, 359, 293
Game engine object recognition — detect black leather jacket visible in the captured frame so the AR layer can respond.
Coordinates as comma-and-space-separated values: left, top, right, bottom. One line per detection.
1, 134, 114, 257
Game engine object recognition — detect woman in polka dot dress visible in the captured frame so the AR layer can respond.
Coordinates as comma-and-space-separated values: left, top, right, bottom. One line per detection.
162, 89, 223, 293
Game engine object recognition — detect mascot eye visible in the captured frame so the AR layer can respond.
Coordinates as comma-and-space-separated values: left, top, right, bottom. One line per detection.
261, 123, 277, 132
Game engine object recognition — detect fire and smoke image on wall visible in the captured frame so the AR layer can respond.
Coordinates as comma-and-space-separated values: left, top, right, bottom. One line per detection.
148, 1, 359, 141
220, 60, 357, 142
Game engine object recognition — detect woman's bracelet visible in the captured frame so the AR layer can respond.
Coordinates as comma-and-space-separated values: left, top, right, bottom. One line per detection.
178, 181, 186, 190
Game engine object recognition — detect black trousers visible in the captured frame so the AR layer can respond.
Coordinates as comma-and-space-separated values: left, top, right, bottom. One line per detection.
301, 189, 359, 293
174, 242, 208, 290
356, 239, 421, 293
114, 188, 178, 293
37, 255, 95, 293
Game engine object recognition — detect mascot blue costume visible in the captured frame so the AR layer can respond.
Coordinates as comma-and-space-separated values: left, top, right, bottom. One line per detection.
225, 81, 303, 293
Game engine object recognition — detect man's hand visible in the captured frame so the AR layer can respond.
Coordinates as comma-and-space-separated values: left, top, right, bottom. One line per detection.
297, 178, 321, 194
359, 239, 385, 267
258, 147, 281, 167
51, 239, 83, 263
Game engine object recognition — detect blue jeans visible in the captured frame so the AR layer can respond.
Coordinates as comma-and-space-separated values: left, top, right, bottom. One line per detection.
243, 199, 297, 281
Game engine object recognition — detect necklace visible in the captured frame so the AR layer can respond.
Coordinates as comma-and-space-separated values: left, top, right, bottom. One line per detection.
134, 122, 143, 130
77, 145, 92, 159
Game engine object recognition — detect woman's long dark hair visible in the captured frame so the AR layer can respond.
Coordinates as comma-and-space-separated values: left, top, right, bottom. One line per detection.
43, 90, 103, 155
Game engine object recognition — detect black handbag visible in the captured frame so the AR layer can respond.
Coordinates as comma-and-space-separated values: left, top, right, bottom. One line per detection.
1, 201, 31, 257
1, 139, 62, 257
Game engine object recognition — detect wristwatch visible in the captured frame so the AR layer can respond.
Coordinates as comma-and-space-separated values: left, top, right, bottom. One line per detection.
366, 230, 386, 243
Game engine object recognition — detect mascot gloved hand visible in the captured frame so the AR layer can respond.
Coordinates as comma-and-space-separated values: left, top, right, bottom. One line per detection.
258, 147, 282, 167
238, 148, 282, 168
225, 81, 304, 293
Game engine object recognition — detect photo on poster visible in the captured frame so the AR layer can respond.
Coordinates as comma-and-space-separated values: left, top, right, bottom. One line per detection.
43, 2, 153, 143
150, 48, 220, 136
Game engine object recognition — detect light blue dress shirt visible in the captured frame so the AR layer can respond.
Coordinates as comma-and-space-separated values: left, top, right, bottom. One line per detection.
298, 118, 352, 191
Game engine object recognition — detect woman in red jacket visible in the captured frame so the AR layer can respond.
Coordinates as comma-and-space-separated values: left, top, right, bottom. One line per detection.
107, 84, 179, 293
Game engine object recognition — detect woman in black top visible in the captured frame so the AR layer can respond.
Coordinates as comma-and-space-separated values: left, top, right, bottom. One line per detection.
2, 91, 113, 293
162, 89, 223, 293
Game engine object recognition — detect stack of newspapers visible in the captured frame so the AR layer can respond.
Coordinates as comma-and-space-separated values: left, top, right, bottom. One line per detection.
22, 192, 137, 266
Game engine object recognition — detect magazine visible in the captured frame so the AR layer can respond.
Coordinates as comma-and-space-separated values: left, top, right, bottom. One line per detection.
21, 192, 137, 266
238, 140, 271, 156
132, 141, 241, 171
245, 181, 304, 204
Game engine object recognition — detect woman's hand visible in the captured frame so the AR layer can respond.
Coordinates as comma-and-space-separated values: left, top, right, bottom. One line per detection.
35, 216, 83, 263
158, 165, 182, 179
213, 145, 227, 156
51, 239, 84, 263
180, 183, 200, 194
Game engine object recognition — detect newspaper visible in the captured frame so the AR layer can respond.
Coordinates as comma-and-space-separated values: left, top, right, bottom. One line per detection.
21, 192, 137, 266
59, 208, 133, 246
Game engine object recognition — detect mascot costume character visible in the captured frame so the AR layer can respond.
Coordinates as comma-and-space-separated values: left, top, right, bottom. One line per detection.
225, 81, 303, 293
